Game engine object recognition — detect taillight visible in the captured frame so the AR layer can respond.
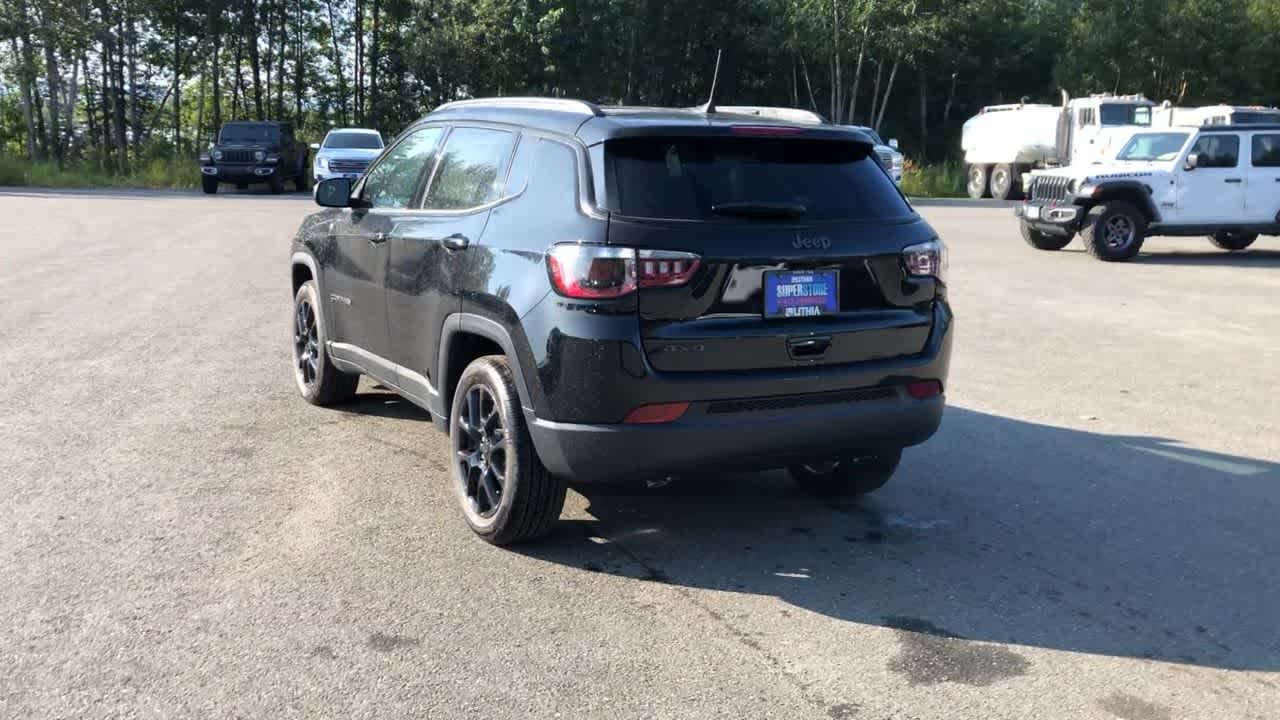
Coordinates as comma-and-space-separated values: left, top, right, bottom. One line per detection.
547, 245, 637, 299
547, 246, 702, 298
637, 250, 701, 287
902, 240, 947, 281
906, 380, 943, 399
623, 402, 690, 424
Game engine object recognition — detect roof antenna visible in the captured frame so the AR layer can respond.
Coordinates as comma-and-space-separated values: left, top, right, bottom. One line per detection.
697, 49, 723, 114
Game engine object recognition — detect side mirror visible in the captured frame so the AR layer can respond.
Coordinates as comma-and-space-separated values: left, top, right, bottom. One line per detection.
1184, 152, 1200, 171
309, 142, 321, 151
315, 177, 354, 208
888, 138, 899, 150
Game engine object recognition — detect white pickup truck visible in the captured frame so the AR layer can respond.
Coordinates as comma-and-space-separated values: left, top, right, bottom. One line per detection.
1014, 124, 1280, 261
962, 93, 1155, 200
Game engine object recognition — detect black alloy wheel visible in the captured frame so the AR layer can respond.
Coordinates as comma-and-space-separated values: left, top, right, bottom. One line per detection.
454, 384, 508, 519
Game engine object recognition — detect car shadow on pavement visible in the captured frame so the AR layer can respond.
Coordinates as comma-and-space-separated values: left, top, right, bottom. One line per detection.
1052, 245, 1280, 267
338, 389, 433, 421
516, 407, 1280, 672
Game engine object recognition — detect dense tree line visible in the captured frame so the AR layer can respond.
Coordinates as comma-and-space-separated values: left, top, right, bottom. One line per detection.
2, 0, 1280, 170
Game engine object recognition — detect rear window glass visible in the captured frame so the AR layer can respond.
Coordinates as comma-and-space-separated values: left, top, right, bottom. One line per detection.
607, 137, 910, 221
219, 124, 280, 143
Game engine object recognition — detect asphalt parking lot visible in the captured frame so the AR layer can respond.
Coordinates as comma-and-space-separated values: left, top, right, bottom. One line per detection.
2, 188, 1277, 719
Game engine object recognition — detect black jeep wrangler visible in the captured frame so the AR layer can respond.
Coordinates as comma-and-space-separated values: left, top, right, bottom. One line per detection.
201, 121, 309, 194
289, 98, 953, 544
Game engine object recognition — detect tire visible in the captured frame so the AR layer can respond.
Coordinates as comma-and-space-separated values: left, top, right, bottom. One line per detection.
966, 164, 990, 199
201, 175, 218, 195
292, 281, 358, 406
989, 163, 1018, 200
449, 355, 567, 545
1080, 201, 1146, 262
1020, 221, 1073, 251
1209, 230, 1257, 251
789, 450, 903, 498
269, 173, 284, 195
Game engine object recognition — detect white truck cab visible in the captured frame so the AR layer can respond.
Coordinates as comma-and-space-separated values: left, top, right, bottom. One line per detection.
1015, 124, 1280, 261
962, 93, 1155, 200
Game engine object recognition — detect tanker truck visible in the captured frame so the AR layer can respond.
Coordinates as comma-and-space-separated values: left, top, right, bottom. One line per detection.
961, 92, 1155, 200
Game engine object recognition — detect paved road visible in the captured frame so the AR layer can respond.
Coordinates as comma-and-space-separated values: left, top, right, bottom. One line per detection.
2, 188, 1277, 720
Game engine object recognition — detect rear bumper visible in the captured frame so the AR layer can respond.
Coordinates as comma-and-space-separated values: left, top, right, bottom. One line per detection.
524, 301, 953, 483
528, 390, 944, 483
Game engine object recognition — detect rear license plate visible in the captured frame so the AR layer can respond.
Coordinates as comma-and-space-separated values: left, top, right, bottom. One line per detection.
764, 270, 839, 319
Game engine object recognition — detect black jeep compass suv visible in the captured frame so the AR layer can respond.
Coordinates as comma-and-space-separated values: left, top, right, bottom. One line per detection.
290, 98, 952, 544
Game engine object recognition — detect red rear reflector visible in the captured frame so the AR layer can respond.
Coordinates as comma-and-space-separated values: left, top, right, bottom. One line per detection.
906, 381, 943, 399
623, 402, 690, 424
730, 125, 806, 136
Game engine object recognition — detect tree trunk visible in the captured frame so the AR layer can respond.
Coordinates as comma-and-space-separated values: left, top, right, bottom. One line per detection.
127, 5, 140, 153
326, 0, 348, 124
263, 3, 273, 116
941, 68, 958, 128
63, 56, 79, 154
830, 0, 840, 124
275, 0, 287, 118
99, 37, 115, 170
369, 0, 380, 125
874, 59, 899, 131
294, 0, 304, 124
211, 15, 222, 130
196, 59, 207, 148
10, 38, 39, 159
868, 60, 882, 127
80, 52, 99, 156
848, 16, 870, 127
799, 55, 818, 112
918, 66, 928, 162
247, 0, 264, 120
355, 0, 364, 124
40, 26, 64, 164
233, 33, 245, 119
173, 27, 182, 152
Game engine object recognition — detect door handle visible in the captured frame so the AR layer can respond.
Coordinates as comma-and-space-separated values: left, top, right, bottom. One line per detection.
442, 233, 471, 251
1225, 178, 1243, 184
368, 231, 389, 245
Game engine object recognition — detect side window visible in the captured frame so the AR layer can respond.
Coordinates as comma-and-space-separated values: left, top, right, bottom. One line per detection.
1252, 134, 1280, 167
536, 141, 580, 210
423, 127, 517, 210
1189, 135, 1240, 168
360, 126, 444, 209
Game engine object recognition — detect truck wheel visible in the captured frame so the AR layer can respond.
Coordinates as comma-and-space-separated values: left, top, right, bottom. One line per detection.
989, 164, 1018, 200
966, 164, 990, 199
269, 173, 284, 195
1021, 222, 1072, 251
450, 355, 567, 545
201, 175, 218, 195
1208, 231, 1257, 251
789, 450, 902, 497
1080, 201, 1146, 262
293, 281, 359, 406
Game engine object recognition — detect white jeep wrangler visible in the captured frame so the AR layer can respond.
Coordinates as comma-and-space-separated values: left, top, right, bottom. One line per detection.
1014, 125, 1280, 261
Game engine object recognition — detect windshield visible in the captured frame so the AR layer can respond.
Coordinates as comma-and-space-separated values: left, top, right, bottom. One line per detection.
607, 136, 911, 221
324, 131, 383, 149
218, 124, 279, 143
1100, 104, 1152, 127
1116, 132, 1188, 162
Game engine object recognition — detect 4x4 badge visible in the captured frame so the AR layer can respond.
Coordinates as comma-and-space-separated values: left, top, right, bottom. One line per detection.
793, 235, 832, 250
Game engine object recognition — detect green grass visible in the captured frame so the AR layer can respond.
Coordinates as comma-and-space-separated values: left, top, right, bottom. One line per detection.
0, 154, 199, 190
899, 161, 967, 199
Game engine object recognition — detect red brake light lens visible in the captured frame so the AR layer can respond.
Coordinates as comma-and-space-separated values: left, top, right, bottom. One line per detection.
906, 380, 943, 399
547, 245, 637, 299
623, 402, 690, 424
637, 250, 701, 288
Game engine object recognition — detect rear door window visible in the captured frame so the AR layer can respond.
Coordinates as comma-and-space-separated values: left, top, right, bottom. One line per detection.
1251, 134, 1280, 167
423, 127, 518, 211
607, 137, 910, 221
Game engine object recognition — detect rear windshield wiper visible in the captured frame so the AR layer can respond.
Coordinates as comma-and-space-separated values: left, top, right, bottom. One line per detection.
710, 201, 808, 219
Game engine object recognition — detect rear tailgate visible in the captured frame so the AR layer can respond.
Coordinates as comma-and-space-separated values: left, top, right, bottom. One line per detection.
603, 133, 940, 373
